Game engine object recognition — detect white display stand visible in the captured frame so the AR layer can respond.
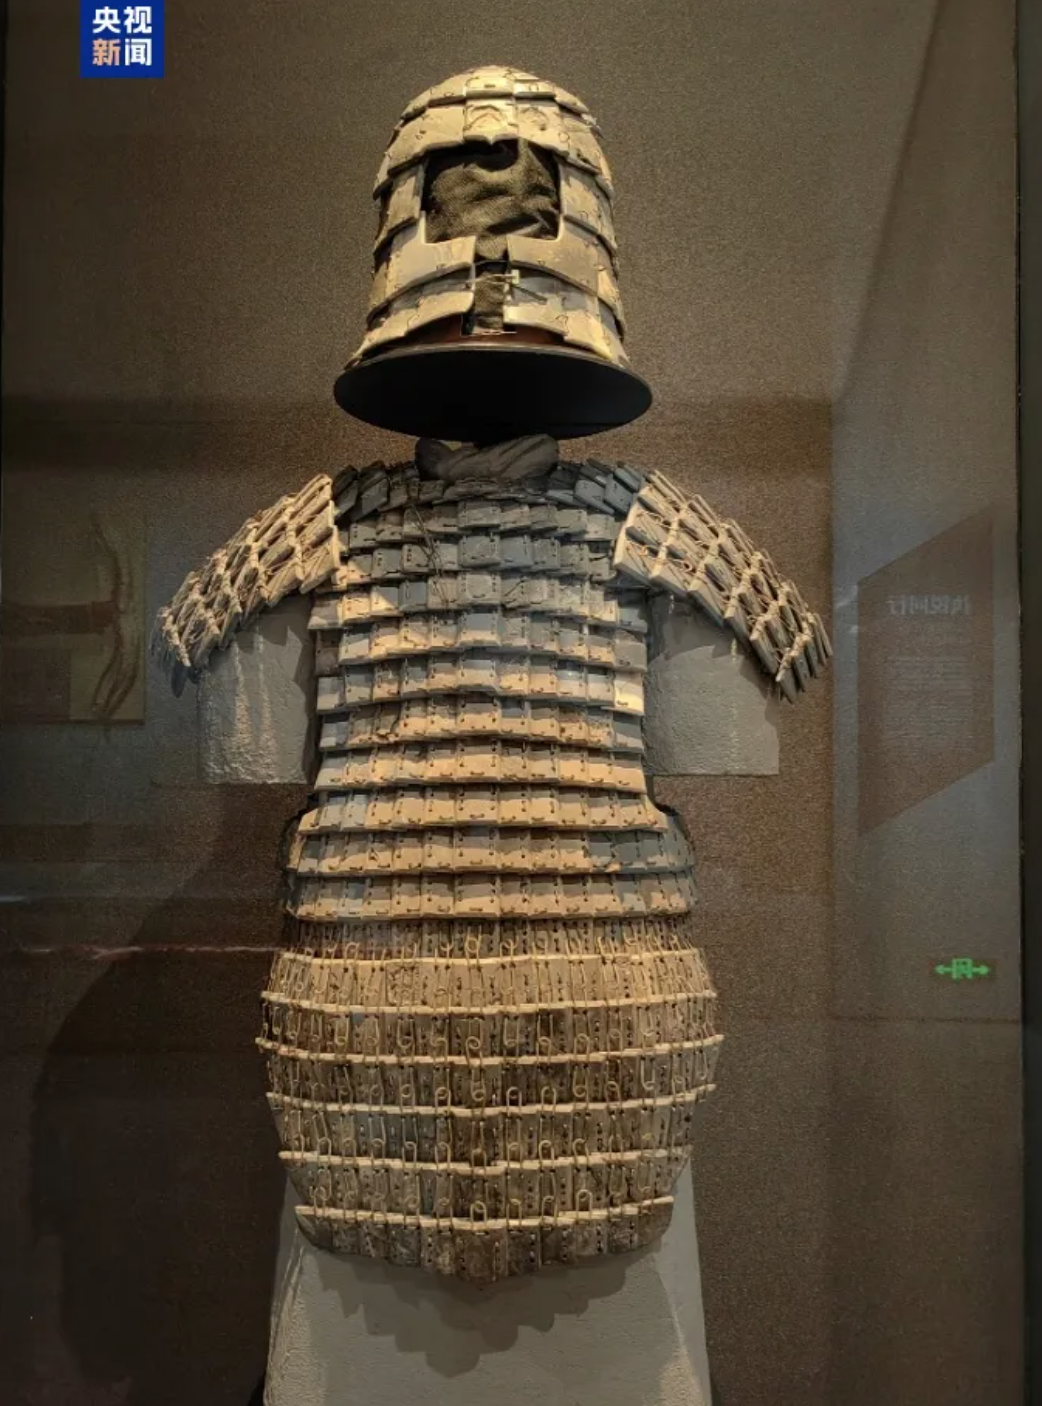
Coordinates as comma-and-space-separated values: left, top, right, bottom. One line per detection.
199, 593, 780, 1406
265, 1162, 712, 1406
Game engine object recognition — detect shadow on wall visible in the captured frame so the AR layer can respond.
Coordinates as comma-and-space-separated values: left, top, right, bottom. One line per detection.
29, 790, 290, 1406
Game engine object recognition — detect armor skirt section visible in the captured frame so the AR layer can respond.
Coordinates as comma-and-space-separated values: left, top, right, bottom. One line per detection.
259, 915, 719, 1284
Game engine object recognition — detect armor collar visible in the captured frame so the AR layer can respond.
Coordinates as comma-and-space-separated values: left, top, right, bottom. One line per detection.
414, 434, 558, 484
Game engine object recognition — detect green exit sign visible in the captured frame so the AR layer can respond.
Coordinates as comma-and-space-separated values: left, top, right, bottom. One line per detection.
932, 957, 997, 982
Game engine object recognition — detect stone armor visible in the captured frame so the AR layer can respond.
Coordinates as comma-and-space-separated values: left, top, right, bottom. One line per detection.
154, 443, 830, 1283
353, 66, 626, 367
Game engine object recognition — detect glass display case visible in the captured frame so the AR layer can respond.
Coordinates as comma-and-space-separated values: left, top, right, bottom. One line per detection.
0, 3, 1022, 1404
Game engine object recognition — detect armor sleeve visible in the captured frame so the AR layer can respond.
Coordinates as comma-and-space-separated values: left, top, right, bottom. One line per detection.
612, 468, 831, 701
152, 471, 347, 694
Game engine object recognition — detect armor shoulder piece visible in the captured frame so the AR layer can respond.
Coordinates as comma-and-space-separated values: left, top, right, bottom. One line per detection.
550, 456, 645, 516
612, 469, 831, 701
153, 471, 352, 694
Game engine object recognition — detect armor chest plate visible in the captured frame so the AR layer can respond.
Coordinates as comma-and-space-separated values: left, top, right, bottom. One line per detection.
285, 470, 696, 924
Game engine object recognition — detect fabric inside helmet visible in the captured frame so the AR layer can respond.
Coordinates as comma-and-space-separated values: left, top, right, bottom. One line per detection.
423, 139, 559, 255
420, 139, 559, 331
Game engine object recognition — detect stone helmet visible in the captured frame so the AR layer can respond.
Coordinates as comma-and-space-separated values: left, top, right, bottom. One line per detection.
334, 65, 651, 441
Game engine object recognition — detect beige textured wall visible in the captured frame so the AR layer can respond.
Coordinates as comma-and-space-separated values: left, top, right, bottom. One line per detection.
0, 1, 1017, 1404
